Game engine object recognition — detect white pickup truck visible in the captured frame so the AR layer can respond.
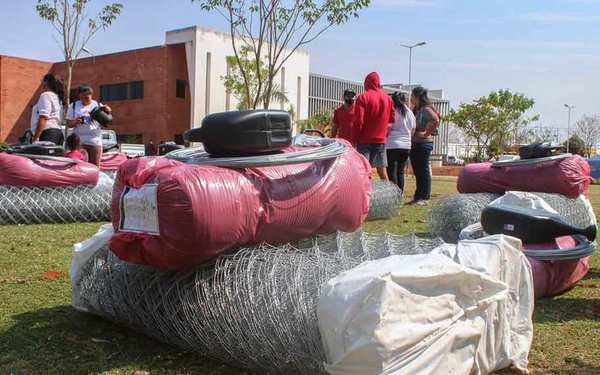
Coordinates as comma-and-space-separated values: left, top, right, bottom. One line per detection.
101, 130, 145, 157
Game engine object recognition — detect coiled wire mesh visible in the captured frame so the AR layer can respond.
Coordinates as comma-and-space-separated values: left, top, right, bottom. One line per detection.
366, 180, 403, 220
0, 174, 113, 225
74, 231, 443, 375
428, 192, 596, 243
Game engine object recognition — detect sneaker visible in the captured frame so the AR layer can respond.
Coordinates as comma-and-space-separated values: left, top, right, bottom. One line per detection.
415, 200, 429, 206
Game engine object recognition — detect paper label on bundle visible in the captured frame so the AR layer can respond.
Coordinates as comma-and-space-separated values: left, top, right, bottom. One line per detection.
119, 184, 160, 235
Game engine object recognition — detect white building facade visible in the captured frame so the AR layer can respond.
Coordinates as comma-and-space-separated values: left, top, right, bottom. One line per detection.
166, 26, 310, 128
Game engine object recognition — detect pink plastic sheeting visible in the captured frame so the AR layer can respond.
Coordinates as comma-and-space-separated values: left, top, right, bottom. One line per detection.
100, 152, 128, 171
525, 237, 590, 298
110, 147, 373, 271
458, 156, 592, 198
0, 153, 99, 187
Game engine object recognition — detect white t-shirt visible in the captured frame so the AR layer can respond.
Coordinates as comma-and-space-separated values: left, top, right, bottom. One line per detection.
67, 100, 103, 146
32, 91, 62, 134
386, 105, 416, 150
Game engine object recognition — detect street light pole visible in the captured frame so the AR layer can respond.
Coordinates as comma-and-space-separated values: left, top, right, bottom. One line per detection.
400, 42, 427, 88
564, 104, 575, 153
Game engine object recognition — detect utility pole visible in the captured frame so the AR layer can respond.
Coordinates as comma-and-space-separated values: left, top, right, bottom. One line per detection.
400, 42, 427, 88
564, 104, 575, 153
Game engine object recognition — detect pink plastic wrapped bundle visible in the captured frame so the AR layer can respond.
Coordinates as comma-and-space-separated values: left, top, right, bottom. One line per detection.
458, 156, 592, 198
100, 152, 128, 172
0, 153, 99, 187
110, 148, 372, 271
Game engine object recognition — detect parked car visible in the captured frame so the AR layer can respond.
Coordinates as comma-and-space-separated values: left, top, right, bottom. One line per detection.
446, 156, 465, 165
496, 154, 520, 162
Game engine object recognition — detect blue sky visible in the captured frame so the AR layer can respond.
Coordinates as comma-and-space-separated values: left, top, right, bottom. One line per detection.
1, 0, 599, 129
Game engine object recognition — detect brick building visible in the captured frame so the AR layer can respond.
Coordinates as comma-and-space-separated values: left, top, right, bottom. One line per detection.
0, 25, 310, 144
0, 44, 190, 144
0, 55, 53, 142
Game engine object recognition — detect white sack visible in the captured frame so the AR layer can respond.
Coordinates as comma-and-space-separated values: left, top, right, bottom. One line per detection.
318, 234, 534, 375
70, 223, 114, 312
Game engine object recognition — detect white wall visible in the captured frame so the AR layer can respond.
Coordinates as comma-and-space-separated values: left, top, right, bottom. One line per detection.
166, 26, 310, 128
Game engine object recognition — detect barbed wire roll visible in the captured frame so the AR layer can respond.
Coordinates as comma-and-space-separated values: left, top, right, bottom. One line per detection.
0, 173, 113, 225
429, 192, 597, 243
74, 231, 443, 375
366, 180, 403, 220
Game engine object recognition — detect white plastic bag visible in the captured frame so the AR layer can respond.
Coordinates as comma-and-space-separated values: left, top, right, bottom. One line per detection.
318, 235, 534, 375
70, 223, 114, 312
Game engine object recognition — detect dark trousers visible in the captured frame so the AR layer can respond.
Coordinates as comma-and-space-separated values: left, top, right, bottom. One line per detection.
410, 142, 433, 201
39, 128, 64, 145
386, 148, 410, 193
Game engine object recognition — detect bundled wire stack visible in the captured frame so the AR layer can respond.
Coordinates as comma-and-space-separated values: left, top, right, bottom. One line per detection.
73, 231, 443, 375
366, 180, 403, 220
0, 176, 112, 225
428, 192, 595, 243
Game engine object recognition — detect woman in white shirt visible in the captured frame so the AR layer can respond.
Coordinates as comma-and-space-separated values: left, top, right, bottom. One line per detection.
385, 92, 416, 193
32, 74, 65, 144
67, 84, 111, 166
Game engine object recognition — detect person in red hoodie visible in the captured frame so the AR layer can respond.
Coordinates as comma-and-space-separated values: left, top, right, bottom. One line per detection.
354, 72, 396, 180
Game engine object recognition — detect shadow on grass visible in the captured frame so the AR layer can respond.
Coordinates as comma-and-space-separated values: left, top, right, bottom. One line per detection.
534, 297, 600, 323
583, 269, 600, 281
0, 305, 243, 375
535, 360, 600, 375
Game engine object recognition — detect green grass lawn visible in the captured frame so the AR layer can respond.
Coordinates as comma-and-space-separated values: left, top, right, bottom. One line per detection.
1, 176, 599, 374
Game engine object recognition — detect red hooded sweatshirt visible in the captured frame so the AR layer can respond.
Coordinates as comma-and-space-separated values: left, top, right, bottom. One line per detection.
354, 72, 396, 144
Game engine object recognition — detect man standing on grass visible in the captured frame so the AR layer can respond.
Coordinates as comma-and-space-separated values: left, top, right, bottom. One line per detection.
354, 72, 396, 180
331, 89, 357, 145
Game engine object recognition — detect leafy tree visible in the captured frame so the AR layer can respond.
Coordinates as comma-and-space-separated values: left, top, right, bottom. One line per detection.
297, 110, 333, 136
194, 0, 370, 110
37, 0, 123, 136
563, 134, 586, 156
223, 46, 288, 110
533, 126, 558, 143
446, 90, 539, 161
445, 101, 495, 162
575, 115, 600, 157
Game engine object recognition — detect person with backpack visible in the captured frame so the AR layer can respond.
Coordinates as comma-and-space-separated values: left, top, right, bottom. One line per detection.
66, 84, 111, 166
354, 72, 396, 180
386, 92, 416, 193
409, 86, 440, 205
32, 74, 65, 144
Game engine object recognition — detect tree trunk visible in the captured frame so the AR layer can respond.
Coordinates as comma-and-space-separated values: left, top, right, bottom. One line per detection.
263, 77, 273, 109
64, 62, 73, 141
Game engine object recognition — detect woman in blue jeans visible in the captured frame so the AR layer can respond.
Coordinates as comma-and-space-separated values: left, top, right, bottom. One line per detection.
409, 87, 440, 206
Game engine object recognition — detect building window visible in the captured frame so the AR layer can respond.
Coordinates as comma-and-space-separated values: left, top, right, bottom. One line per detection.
117, 133, 143, 144
69, 89, 79, 104
176, 79, 186, 98
100, 81, 144, 102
